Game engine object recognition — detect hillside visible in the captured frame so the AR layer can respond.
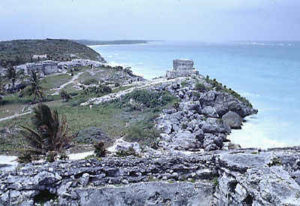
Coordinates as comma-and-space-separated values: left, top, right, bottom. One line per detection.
0, 39, 105, 67
74, 39, 148, 46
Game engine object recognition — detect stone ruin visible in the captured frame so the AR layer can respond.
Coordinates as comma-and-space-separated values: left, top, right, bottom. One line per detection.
166, 59, 199, 79
14, 59, 104, 77
15, 60, 59, 76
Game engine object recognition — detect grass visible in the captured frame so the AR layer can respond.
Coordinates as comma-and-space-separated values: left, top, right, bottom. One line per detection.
0, 88, 177, 154
212, 177, 219, 187
0, 94, 32, 118
40, 74, 72, 93
78, 72, 93, 83
112, 85, 134, 93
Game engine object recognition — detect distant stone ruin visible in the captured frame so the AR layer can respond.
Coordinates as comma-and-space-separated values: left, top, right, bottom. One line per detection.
32, 54, 48, 61
166, 59, 199, 79
14, 59, 104, 76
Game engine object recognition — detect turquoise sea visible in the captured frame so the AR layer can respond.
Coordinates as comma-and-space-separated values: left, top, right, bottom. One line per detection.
92, 41, 300, 148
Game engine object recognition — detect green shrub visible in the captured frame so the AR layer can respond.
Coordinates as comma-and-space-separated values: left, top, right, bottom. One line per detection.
182, 123, 188, 129
213, 177, 219, 187
94, 141, 106, 157
124, 124, 160, 147
59, 90, 72, 102
18, 151, 33, 163
195, 82, 206, 92
82, 78, 98, 85
181, 81, 188, 87
205, 76, 253, 108
122, 89, 175, 109
19, 86, 33, 97
82, 85, 112, 96
116, 147, 138, 157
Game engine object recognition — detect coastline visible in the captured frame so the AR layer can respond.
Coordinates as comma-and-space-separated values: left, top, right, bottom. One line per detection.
91, 41, 300, 148
1, 59, 300, 205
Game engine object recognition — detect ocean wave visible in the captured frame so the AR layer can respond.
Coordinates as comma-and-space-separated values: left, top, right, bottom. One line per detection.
229, 122, 289, 148
236, 41, 295, 47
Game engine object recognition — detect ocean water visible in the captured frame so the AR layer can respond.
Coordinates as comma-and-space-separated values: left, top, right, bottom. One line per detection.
92, 41, 300, 148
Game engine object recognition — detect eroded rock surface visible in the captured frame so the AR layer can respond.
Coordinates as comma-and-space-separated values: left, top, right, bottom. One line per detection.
1, 148, 300, 205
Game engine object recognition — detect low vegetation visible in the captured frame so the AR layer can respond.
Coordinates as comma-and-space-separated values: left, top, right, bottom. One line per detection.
0, 39, 103, 67
60, 90, 72, 102
121, 89, 175, 109
195, 82, 206, 92
1, 87, 178, 154
205, 75, 253, 108
94, 141, 106, 157
116, 147, 139, 157
82, 85, 112, 97
82, 78, 99, 85
117, 89, 177, 146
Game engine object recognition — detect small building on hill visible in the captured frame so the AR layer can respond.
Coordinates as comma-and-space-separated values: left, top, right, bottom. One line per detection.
166, 59, 199, 79
32, 54, 48, 61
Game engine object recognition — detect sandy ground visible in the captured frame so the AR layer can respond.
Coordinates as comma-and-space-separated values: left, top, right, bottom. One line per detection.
0, 151, 95, 172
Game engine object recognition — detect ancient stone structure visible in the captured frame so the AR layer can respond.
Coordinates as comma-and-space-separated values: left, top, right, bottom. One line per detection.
166, 59, 199, 79
14, 59, 105, 76
58, 59, 103, 69
32, 54, 47, 61
15, 60, 59, 76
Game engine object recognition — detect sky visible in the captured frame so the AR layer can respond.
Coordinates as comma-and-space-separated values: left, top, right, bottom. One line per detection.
0, 0, 299, 41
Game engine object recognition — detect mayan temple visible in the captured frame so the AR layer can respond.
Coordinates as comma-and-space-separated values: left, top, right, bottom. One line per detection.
166, 59, 199, 79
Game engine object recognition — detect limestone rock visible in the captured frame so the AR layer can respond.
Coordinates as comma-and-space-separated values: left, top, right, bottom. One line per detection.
222, 111, 243, 129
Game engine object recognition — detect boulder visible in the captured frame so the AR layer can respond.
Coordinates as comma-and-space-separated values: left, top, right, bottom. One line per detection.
222, 111, 243, 129
201, 106, 219, 118
114, 139, 142, 155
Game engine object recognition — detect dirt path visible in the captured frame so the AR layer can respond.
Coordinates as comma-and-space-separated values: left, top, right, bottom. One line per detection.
52, 72, 83, 95
0, 72, 85, 122
0, 110, 32, 123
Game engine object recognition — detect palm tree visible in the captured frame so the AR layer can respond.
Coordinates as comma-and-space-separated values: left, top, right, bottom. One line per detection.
6, 65, 16, 91
29, 71, 44, 103
0, 76, 4, 104
20, 104, 74, 161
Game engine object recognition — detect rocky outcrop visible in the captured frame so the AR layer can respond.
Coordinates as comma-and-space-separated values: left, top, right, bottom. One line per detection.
1, 148, 300, 205
82, 75, 256, 153
154, 76, 257, 152
74, 182, 213, 206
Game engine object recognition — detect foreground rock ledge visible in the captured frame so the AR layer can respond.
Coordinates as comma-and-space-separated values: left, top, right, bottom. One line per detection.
1, 147, 300, 206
